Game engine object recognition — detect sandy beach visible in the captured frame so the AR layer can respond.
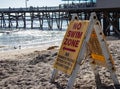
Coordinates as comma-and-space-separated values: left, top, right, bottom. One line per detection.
0, 37, 120, 89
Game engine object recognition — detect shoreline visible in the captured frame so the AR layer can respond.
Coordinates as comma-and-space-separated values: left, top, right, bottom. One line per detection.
0, 36, 119, 61
0, 36, 119, 60
0, 44, 59, 60
0, 38, 63, 53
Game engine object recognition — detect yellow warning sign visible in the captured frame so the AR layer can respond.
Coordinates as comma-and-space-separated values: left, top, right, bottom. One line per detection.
54, 20, 89, 75
88, 30, 114, 66
51, 13, 119, 89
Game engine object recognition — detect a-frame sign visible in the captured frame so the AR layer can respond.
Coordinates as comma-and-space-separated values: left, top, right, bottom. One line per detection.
50, 12, 120, 89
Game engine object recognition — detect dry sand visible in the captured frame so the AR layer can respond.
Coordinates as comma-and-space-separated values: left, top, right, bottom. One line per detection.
0, 37, 120, 89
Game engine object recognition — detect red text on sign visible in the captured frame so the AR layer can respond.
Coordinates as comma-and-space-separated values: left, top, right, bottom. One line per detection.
72, 22, 82, 30
64, 38, 80, 47
67, 31, 83, 38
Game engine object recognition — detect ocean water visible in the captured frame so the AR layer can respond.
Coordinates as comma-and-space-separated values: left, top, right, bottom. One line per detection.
0, 29, 66, 51
0, 20, 69, 51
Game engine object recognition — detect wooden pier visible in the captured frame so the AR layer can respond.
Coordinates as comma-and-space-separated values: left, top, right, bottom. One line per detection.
0, 0, 120, 36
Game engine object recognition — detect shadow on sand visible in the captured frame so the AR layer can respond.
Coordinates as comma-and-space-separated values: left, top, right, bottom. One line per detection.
96, 84, 120, 89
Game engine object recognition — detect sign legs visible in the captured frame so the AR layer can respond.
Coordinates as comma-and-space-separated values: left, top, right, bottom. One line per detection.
66, 64, 80, 89
94, 21, 120, 88
106, 61, 120, 88
50, 69, 58, 83
91, 63, 102, 89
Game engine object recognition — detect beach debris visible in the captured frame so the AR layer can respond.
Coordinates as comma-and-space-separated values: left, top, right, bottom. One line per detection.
29, 53, 52, 65
14, 46, 17, 49
19, 45, 21, 49
47, 46, 58, 50
29, 50, 58, 65
52, 52, 57, 57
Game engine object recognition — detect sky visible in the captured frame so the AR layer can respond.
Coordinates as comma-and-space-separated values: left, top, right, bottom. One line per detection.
0, 0, 64, 8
